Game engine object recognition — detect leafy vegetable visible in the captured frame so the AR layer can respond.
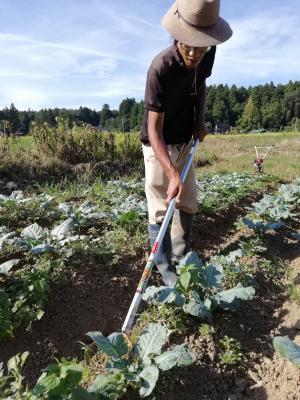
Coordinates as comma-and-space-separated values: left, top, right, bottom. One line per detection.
87, 323, 195, 398
273, 336, 300, 367
143, 251, 255, 319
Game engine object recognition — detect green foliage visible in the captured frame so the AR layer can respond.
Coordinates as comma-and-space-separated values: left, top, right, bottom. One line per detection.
0, 264, 50, 340
0, 352, 32, 400
242, 178, 300, 237
0, 353, 88, 400
143, 251, 255, 319
286, 284, 300, 305
32, 358, 86, 398
273, 336, 300, 367
196, 172, 267, 213
219, 335, 243, 367
32, 117, 115, 164
1, 82, 298, 138
114, 133, 142, 165
118, 211, 141, 235
238, 237, 266, 257
139, 304, 188, 332
199, 323, 214, 337
86, 323, 195, 398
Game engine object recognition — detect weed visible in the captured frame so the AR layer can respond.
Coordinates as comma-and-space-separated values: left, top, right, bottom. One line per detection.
239, 236, 266, 257
104, 226, 147, 256
139, 304, 189, 333
199, 323, 214, 337
286, 284, 300, 305
219, 335, 243, 367
118, 211, 142, 235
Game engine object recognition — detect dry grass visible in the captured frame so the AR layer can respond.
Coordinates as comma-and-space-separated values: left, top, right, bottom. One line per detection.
196, 132, 300, 181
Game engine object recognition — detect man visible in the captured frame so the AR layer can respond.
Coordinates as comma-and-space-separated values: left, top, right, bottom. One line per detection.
140, 0, 232, 286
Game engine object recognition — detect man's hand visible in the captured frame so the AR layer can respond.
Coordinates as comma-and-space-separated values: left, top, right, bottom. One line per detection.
166, 173, 183, 203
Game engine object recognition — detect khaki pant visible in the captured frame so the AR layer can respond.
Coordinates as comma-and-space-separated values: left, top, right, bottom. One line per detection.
142, 140, 197, 224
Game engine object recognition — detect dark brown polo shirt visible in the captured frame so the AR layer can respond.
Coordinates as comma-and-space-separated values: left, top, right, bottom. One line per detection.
140, 41, 216, 145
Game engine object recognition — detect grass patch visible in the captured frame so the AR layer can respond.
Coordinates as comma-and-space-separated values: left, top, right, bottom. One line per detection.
197, 131, 300, 181
286, 284, 300, 305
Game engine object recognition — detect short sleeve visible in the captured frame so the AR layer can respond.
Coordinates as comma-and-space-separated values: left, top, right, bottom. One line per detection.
144, 66, 166, 112
198, 46, 216, 81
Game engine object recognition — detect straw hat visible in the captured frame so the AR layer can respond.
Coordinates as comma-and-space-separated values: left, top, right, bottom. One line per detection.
162, 0, 232, 47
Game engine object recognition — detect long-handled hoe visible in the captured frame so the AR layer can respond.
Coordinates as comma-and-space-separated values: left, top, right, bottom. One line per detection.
122, 138, 200, 337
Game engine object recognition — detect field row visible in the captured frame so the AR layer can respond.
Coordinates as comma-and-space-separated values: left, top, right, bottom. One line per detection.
0, 174, 299, 399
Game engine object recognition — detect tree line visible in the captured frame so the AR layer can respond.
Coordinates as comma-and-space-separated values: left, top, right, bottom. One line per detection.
0, 81, 299, 135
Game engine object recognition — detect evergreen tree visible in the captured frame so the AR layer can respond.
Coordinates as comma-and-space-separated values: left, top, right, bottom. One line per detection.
100, 104, 113, 129
238, 95, 255, 132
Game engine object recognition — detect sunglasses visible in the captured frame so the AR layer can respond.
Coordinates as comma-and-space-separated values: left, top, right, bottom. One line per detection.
179, 43, 211, 55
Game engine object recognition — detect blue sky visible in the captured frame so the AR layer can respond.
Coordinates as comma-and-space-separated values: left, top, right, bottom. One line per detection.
0, 0, 299, 110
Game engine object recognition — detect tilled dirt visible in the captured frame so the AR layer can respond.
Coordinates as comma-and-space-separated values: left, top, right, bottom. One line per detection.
0, 254, 146, 385
1, 192, 300, 400
192, 190, 269, 259
158, 218, 300, 400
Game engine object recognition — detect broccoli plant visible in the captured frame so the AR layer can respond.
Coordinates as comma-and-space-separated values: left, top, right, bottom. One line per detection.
85, 323, 195, 398
143, 252, 255, 320
251, 194, 294, 221
242, 217, 285, 235
0, 352, 33, 400
0, 353, 87, 400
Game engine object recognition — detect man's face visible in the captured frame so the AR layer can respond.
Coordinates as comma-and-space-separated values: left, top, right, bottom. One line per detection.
177, 42, 211, 70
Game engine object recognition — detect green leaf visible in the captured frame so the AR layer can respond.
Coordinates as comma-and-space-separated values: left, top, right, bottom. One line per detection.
20, 351, 30, 369
139, 365, 159, 397
178, 251, 202, 271
142, 286, 185, 306
204, 263, 224, 289
265, 221, 285, 230
154, 344, 196, 370
51, 218, 74, 240
107, 332, 128, 358
34, 362, 83, 396
292, 232, 300, 240
135, 324, 169, 365
179, 271, 192, 291
0, 259, 20, 275
216, 285, 255, 309
106, 359, 128, 372
88, 372, 125, 398
72, 386, 98, 400
33, 373, 61, 395
60, 363, 83, 386
7, 352, 29, 373
273, 336, 300, 367
86, 331, 121, 359
183, 299, 211, 319
21, 223, 46, 240
217, 285, 255, 303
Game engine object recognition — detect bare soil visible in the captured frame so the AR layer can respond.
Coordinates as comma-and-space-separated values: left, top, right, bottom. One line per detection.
0, 191, 299, 400
0, 255, 145, 385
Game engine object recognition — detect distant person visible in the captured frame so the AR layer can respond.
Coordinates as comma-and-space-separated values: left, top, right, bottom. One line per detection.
254, 157, 264, 173
140, 0, 232, 286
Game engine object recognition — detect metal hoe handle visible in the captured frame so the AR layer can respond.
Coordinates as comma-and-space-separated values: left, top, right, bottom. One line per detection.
122, 138, 200, 334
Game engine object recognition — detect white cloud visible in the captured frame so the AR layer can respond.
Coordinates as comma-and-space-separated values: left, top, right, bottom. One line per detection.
0, 2, 298, 110
1, 87, 46, 110
212, 10, 300, 85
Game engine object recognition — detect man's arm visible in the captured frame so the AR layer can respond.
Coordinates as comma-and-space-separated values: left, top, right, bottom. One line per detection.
194, 80, 208, 142
148, 111, 183, 203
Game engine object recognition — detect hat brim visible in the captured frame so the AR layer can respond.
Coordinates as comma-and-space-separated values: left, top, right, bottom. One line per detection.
162, 2, 233, 47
